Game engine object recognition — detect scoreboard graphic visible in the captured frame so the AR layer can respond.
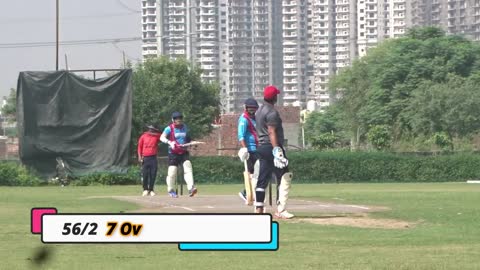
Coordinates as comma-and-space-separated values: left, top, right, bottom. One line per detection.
31, 208, 279, 251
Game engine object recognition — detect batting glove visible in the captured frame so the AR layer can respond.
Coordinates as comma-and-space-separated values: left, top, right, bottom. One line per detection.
273, 146, 288, 169
238, 147, 249, 162
168, 141, 176, 150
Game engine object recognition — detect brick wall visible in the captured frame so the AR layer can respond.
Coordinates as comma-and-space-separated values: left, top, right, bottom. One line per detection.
0, 137, 19, 159
190, 106, 300, 157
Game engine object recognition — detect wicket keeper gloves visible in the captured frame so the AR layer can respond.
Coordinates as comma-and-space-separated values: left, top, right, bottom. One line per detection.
238, 147, 249, 162
273, 146, 288, 169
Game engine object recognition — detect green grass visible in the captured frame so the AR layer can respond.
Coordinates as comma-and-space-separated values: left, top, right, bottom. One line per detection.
2, 183, 480, 270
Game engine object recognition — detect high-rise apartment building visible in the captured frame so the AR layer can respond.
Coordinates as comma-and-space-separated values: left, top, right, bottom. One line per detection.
412, 0, 480, 41
282, 0, 309, 106
306, 0, 411, 111
142, 0, 480, 113
141, 0, 282, 113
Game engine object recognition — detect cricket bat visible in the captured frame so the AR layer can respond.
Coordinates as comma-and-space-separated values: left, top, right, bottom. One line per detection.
243, 160, 254, 205
181, 141, 205, 147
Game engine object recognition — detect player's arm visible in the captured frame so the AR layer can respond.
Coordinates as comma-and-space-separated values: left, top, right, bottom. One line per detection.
237, 118, 248, 148
160, 127, 176, 149
237, 117, 249, 161
266, 111, 279, 147
160, 126, 170, 144
137, 135, 144, 162
267, 125, 278, 147
160, 133, 168, 143
267, 112, 287, 168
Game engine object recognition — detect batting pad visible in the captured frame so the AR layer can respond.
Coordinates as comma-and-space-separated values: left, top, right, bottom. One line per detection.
166, 166, 177, 191
183, 161, 194, 190
277, 172, 292, 213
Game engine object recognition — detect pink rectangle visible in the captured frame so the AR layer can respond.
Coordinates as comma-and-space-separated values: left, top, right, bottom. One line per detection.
31, 208, 57, 234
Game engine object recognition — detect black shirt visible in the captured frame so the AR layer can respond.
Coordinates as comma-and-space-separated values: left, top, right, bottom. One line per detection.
255, 102, 285, 146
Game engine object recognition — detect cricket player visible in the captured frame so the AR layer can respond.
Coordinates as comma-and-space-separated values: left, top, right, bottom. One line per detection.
137, 124, 161, 196
254, 85, 294, 219
237, 98, 260, 203
160, 111, 198, 198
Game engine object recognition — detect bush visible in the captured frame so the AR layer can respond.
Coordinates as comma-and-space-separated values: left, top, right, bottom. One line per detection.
288, 151, 480, 183
0, 162, 42, 186
310, 133, 340, 150
6, 151, 480, 186
71, 167, 142, 186
367, 125, 392, 150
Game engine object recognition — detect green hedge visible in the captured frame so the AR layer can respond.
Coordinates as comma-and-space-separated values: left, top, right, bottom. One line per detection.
73, 152, 480, 185
289, 151, 480, 182
0, 162, 42, 186
2, 151, 480, 186
71, 168, 142, 186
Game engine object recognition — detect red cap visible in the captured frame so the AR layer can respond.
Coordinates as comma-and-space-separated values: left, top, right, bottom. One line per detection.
264, 85, 280, 100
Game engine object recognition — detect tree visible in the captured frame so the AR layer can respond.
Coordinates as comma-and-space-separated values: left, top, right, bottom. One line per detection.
330, 26, 480, 149
132, 57, 220, 148
1, 88, 16, 121
329, 59, 372, 149
406, 75, 480, 141
304, 104, 348, 148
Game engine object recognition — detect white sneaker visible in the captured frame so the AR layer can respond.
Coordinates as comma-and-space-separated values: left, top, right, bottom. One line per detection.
149, 191, 156, 196
142, 190, 149, 196
275, 210, 294, 219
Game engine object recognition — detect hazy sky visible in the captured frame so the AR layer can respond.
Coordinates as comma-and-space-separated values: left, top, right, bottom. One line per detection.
0, 0, 142, 97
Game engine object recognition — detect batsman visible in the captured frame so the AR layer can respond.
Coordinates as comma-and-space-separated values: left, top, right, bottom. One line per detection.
160, 111, 198, 198
237, 98, 260, 205
254, 85, 294, 219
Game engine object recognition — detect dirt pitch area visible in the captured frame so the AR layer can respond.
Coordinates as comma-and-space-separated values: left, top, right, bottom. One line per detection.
92, 195, 415, 229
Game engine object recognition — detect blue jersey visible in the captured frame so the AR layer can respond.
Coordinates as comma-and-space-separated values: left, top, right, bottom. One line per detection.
163, 124, 189, 154
237, 114, 257, 152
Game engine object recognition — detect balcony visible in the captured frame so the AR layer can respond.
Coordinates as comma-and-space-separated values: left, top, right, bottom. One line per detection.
144, 19, 157, 24
144, 2, 156, 8
168, 4, 185, 8
142, 12, 156, 17
202, 65, 217, 70
283, 32, 298, 38
198, 49, 215, 54
199, 2, 215, 8
283, 1, 297, 7
142, 50, 158, 56
172, 49, 186, 54
283, 48, 296, 53
283, 17, 297, 22
169, 19, 185, 24
199, 57, 216, 62
283, 8, 297, 15
284, 24, 298, 30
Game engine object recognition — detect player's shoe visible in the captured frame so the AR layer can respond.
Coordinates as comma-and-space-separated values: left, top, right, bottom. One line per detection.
189, 187, 198, 197
238, 191, 247, 204
142, 190, 149, 196
168, 190, 178, 198
149, 191, 156, 196
254, 207, 264, 214
275, 210, 295, 219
